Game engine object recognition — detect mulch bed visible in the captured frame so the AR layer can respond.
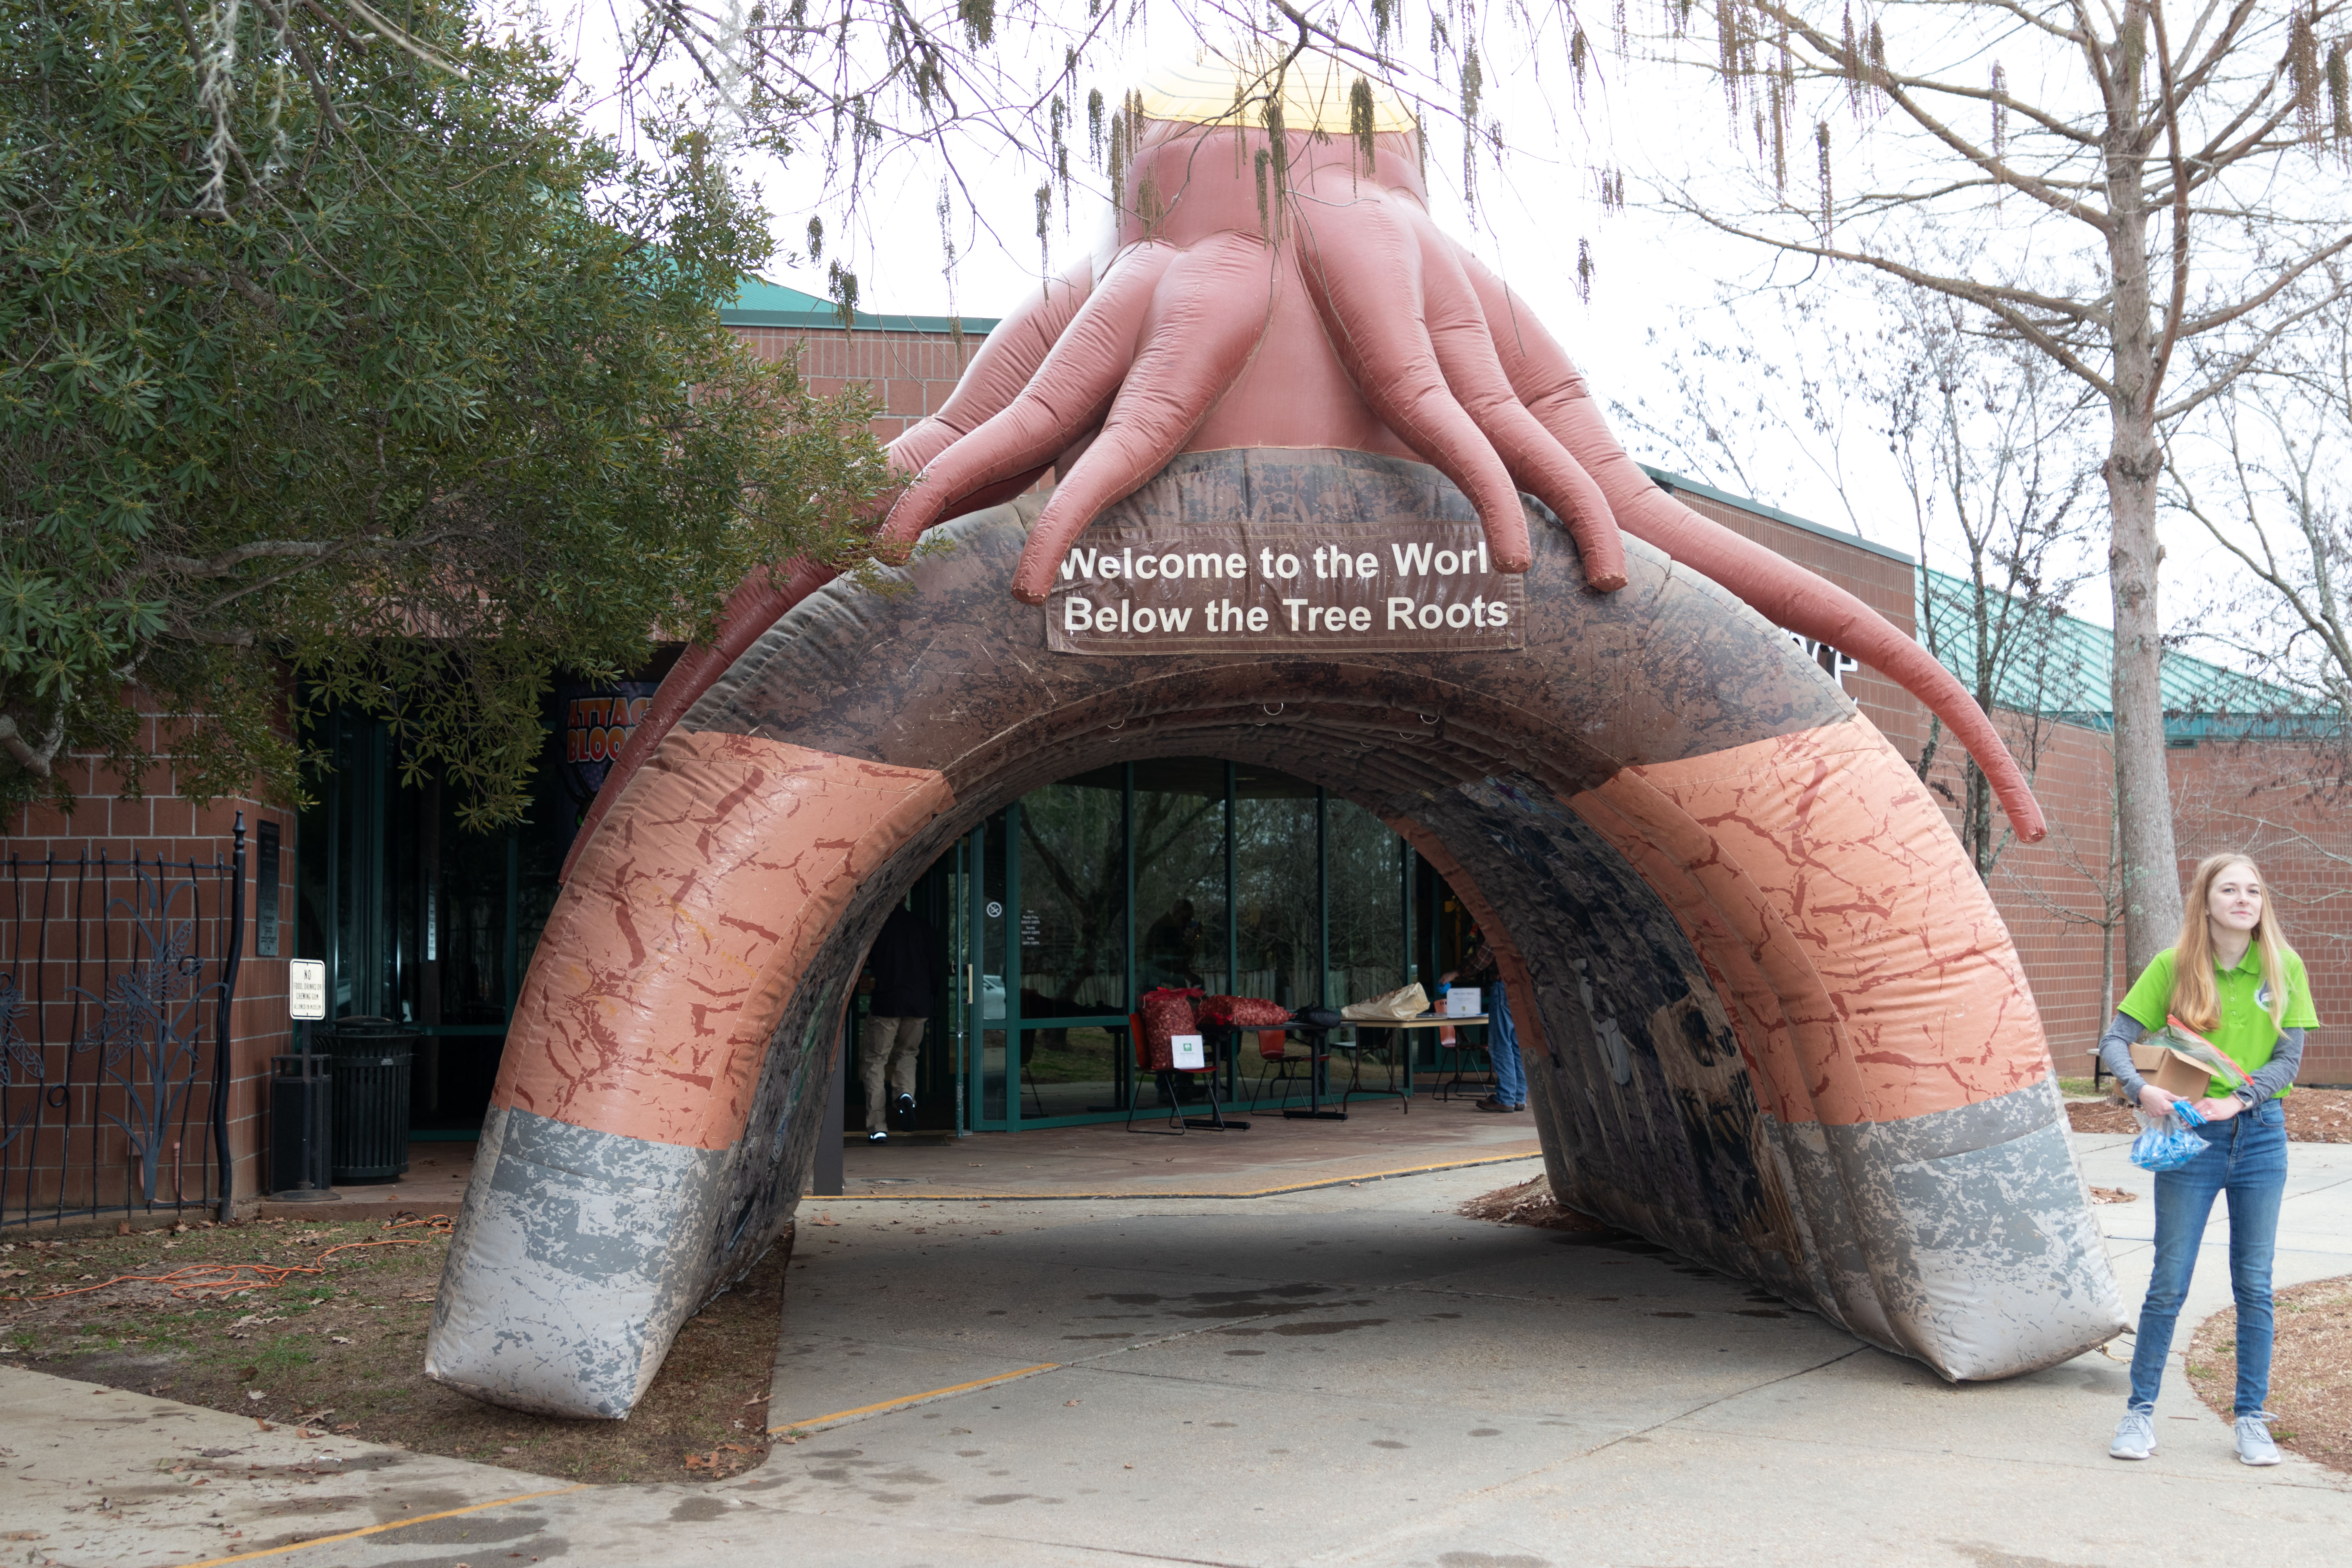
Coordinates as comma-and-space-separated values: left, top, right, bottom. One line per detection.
2187, 1276, 2352, 1475
2065, 1085, 2352, 1141
0, 1213, 791, 1484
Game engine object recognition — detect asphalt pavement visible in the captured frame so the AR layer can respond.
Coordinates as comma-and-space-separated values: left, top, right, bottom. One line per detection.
4, 1131, 2349, 1568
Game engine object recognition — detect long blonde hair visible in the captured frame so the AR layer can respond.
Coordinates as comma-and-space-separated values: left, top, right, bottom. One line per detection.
2171, 853, 2292, 1033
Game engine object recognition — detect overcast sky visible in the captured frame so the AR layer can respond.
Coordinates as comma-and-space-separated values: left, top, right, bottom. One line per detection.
551, 5, 2265, 640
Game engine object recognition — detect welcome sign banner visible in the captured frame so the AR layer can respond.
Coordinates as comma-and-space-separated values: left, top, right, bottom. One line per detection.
1044, 517, 1527, 655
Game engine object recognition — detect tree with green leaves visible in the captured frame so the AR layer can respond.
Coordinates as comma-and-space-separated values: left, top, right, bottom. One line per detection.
0, 0, 891, 828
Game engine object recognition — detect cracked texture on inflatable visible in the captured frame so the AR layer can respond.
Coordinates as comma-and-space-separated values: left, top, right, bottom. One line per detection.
1580, 720, 2048, 1127
492, 728, 953, 1150
425, 1106, 726, 1418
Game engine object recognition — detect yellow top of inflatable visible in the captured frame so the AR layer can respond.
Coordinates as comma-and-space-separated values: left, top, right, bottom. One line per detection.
1138, 52, 1419, 134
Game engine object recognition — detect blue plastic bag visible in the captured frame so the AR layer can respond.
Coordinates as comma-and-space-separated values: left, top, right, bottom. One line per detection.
2129, 1109, 2208, 1173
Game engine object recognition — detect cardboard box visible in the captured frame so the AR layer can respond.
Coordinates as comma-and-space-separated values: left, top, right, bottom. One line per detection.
1442, 986, 1481, 1018
2129, 1040, 2219, 1098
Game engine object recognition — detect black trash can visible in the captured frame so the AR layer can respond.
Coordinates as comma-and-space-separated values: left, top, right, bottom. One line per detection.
316, 1016, 415, 1184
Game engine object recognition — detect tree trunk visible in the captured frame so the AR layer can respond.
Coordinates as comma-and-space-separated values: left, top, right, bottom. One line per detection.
2102, 62, 2185, 978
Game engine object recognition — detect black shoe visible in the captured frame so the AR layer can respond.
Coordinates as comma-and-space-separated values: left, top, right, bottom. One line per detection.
866, 1130, 888, 1143
894, 1092, 916, 1122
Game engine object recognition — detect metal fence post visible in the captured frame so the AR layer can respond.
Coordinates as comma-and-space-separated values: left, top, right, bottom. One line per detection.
214, 817, 247, 1222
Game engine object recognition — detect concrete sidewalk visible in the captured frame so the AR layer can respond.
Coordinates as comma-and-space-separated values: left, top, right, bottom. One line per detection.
4, 1135, 2348, 1568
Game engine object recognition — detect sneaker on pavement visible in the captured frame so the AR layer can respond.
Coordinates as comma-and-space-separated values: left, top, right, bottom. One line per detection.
2109, 1409, 2157, 1460
895, 1091, 916, 1120
866, 1129, 888, 1143
2236, 1413, 2283, 1466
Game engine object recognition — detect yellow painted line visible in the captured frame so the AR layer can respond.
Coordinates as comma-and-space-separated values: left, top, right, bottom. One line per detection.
818, 1149, 1541, 1203
172, 1484, 587, 1568
769, 1362, 1062, 1434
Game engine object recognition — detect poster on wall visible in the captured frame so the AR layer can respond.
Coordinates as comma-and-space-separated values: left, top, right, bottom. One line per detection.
556, 680, 663, 824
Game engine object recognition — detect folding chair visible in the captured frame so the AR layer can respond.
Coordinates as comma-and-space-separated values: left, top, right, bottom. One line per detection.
1124, 998, 1246, 1133
1249, 1027, 1325, 1111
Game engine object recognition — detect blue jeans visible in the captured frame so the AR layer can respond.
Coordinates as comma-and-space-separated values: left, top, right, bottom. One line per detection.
1487, 982, 1525, 1108
2127, 1097, 2288, 1417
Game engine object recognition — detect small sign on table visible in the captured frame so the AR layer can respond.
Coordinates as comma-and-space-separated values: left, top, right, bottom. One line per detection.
1170, 1033, 1206, 1071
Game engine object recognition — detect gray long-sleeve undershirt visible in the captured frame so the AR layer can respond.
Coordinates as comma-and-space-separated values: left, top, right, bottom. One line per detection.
2097, 1013, 2305, 1105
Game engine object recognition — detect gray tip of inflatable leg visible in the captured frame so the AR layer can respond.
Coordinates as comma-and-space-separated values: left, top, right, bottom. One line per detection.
1831, 1081, 2130, 1381
424, 1107, 728, 1420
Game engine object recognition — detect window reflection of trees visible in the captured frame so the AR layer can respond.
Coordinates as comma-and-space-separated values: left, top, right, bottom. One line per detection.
1235, 771, 1319, 1010
1134, 764, 1227, 996
1015, 781, 1124, 1024
1326, 797, 1405, 1009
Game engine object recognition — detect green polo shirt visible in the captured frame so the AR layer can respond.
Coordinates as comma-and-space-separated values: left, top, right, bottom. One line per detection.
2119, 944, 2319, 1098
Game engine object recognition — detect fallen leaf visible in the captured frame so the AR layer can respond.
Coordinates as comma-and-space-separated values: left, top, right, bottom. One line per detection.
334, 1423, 361, 1433
1065, 1399, 1081, 1407
252, 1418, 272, 1432
0, 1268, 25, 1279
501, 1446, 520, 1454
809, 1214, 839, 1227
328, 1336, 353, 1345
246, 1390, 266, 1403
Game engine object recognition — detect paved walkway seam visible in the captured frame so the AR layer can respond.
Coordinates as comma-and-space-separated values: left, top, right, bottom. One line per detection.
811, 1149, 1542, 1203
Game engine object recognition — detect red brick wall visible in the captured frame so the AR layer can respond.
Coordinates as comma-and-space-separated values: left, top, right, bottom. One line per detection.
2, 710, 293, 1219
733, 324, 980, 445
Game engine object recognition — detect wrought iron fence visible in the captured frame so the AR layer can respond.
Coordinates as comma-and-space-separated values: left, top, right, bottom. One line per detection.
0, 821, 246, 1227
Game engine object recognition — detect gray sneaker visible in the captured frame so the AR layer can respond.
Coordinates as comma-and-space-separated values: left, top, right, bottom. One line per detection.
2109, 1409, 2156, 1460
2236, 1413, 2282, 1466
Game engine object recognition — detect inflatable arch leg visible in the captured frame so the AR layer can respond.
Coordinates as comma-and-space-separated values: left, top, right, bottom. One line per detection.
425, 451, 2123, 1418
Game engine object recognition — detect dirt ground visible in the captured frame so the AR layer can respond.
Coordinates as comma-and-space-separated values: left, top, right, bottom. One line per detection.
0, 1213, 791, 1484
2065, 1085, 2352, 1140
2188, 1276, 2352, 1475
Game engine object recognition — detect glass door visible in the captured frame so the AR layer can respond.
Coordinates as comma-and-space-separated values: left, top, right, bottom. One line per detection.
934, 760, 1412, 1132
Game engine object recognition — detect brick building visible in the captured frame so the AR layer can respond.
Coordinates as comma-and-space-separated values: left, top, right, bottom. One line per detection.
5, 277, 2341, 1223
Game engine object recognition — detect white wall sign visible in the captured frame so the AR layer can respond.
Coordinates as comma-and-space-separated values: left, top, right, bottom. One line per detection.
289, 959, 327, 1022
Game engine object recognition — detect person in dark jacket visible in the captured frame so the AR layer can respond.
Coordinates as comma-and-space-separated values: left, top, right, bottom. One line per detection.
860, 904, 942, 1142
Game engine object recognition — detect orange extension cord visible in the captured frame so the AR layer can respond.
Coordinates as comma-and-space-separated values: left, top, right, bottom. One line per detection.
2, 1214, 453, 1304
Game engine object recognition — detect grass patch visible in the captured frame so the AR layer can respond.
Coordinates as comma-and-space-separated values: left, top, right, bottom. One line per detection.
0, 1213, 789, 1483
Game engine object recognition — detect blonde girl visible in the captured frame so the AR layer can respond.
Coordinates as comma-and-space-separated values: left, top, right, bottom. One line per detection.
2099, 855, 2315, 1467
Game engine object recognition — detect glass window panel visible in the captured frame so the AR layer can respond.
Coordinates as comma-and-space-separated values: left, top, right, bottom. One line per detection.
1015, 776, 1128, 1019
1233, 766, 1319, 1010
978, 812, 1009, 1123
1020, 1024, 1127, 1118
1132, 759, 1230, 996
1325, 797, 1406, 1010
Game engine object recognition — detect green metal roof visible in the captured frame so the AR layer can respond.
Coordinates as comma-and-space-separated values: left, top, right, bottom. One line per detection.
1916, 565, 2312, 739
1639, 464, 2314, 740
722, 274, 1000, 336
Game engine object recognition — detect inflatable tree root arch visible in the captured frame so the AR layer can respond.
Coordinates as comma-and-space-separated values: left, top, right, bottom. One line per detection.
423, 61, 2125, 1419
